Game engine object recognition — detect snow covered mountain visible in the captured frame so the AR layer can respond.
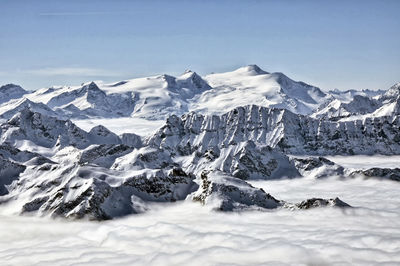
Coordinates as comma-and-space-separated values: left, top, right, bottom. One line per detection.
23, 71, 212, 120
0, 107, 357, 220
197, 65, 329, 115
6, 65, 329, 121
311, 95, 382, 120
149, 104, 400, 155
0, 65, 398, 220
7, 64, 394, 124
4, 65, 398, 124
0, 84, 27, 104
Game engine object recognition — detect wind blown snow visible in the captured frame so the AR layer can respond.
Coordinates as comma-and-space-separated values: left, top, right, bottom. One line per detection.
1, 177, 399, 266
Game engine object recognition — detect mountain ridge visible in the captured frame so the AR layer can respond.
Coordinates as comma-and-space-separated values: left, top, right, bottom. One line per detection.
0, 65, 399, 220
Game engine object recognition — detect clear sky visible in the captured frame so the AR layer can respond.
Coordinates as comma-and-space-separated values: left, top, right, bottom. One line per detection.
1, 0, 399, 91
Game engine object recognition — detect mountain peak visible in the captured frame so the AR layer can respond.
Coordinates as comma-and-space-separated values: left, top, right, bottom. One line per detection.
87, 81, 100, 89
179, 70, 201, 80
0, 83, 24, 91
235, 65, 269, 75
381, 82, 400, 100
0, 84, 27, 104
183, 69, 193, 74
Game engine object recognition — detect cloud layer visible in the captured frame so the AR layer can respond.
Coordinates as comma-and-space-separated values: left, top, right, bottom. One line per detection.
0, 177, 399, 265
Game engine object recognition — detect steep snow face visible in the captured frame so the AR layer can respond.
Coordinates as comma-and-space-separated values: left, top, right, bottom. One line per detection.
289, 156, 344, 179
45, 82, 135, 118
0, 98, 58, 119
149, 105, 400, 155
328, 88, 385, 102
0, 68, 399, 221
98, 72, 212, 120
191, 171, 282, 211
0, 109, 135, 150
24, 82, 135, 119
7, 65, 395, 124
327, 83, 400, 122
15, 65, 330, 120
312, 95, 382, 120
0, 84, 27, 104
0, 108, 90, 149
197, 65, 328, 115
380, 82, 400, 102
0, 157, 26, 196
24, 71, 213, 120
0, 107, 355, 220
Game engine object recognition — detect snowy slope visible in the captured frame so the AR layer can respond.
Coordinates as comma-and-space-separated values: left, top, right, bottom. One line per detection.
311, 95, 382, 120
0, 66, 398, 220
194, 65, 329, 115
7, 65, 328, 123
22, 71, 212, 120
312, 82, 400, 121
0, 108, 355, 219
0, 84, 27, 104
3, 65, 394, 125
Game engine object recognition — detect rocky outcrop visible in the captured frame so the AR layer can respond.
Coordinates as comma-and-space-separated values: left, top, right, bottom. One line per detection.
290, 156, 344, 179
0, 84, 27, 104
2, 77, 400, 219
286, 197, 351, 210
312, 95, 382, 120
350, 168, 400, 181
0, 157, 26, 196
191, 171, 282, 211
149, 105, 400, 155
12, 163, 197, 220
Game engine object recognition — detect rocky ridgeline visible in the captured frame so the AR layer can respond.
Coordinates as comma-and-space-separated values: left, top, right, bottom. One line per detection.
149, 104, 400, 155
0, 66, 399, 220
2, 104, 399, 219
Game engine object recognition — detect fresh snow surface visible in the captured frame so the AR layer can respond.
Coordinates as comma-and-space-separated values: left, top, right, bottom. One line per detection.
1, 176, 400, 266
2, 65, 398, 123
197, 65, 328, 115
11, 65, 331, 120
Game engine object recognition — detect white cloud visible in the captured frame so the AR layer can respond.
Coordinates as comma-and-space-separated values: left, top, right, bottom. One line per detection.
0, 177, 399, 265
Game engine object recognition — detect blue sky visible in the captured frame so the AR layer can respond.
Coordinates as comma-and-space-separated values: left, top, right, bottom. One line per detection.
0, 0, 399, 91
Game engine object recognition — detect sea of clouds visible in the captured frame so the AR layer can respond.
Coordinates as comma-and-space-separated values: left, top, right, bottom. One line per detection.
0, 176, 400, 265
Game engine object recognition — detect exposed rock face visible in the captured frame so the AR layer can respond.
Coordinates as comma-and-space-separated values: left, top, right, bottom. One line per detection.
0, 157, 26, 196
191, 171, 282, 211
0, 98, 58, 119
1, 71, 399, 219
190, 171, 352, 212
0, 105, 384, 220
290, 156, 344, 179
9, 162, 197, 220
46, 82, 123, 118
289, 197, 351, 210
149, 105, 400, 155
0, 84, 27, 104
0, 108, 141, 149
312, 95, 382, 120
1, 108, 91, 148
350, 168, 400, 181
79, 144, 134, 168
178, 140, 299, 181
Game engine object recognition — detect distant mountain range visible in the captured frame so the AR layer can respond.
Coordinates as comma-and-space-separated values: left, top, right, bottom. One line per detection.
0, 65, 391, 121
0, 65, 398, 220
